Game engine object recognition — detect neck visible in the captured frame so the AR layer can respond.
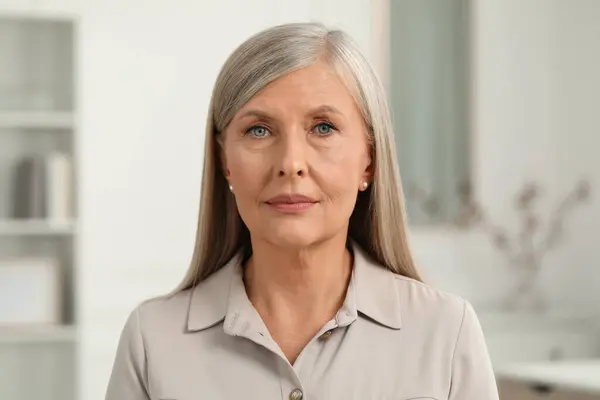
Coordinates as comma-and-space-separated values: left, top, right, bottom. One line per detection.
244, 234, 352, 328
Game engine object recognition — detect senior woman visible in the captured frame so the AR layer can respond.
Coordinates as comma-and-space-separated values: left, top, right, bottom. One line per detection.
106, 23, 498, 400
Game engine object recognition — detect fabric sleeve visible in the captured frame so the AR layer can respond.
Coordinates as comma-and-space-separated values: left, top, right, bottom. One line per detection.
449, 300, 499, 400
105, 306, 151, 400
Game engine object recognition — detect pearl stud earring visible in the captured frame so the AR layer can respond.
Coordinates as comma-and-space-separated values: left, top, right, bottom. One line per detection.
229, 184, 233, 192
361, 181, 369, 190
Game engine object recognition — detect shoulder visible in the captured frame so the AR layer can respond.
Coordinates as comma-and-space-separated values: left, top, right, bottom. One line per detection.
123, 260, 237, 337
393, 274, 467, 310
126, 289, 194, 336
139, 289, 192, 315
392, 273, 472, 335
389, 274, 490, 369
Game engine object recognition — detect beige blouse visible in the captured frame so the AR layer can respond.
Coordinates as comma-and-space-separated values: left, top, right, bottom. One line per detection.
106, 243, 499, 400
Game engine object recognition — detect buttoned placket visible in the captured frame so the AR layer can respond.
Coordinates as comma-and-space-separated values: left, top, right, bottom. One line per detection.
224, 302, 359, 400
223, 284, 283, 357
276, 318, 340, 400
294, 302, 358, 395
227, 313, 307, 400
223, 261, 360, 400
223, 265, 303, 399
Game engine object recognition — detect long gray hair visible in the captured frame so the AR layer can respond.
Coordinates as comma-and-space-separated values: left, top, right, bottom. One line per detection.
175, 22, 420, 292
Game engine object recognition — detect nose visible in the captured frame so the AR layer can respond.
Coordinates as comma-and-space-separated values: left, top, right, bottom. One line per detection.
276, 133, 308, 178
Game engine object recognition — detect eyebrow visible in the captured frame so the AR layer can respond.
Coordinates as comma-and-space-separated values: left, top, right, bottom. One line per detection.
235, 105, 344, 122
306, 105, 344, 117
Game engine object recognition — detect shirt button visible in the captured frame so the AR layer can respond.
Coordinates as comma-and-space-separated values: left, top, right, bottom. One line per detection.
320, 330, 333, 340
289, 388, 303, 400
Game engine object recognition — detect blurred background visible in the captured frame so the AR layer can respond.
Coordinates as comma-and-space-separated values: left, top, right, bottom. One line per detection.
0, 0, 598, 399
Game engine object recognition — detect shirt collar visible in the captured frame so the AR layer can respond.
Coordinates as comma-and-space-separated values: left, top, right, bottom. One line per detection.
352, 242, 402, 329
186, 241, 402, 332
186, 253, 240, 331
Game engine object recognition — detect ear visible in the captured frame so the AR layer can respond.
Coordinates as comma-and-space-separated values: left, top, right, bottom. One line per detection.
359, 146, 374, 190
216, 133, 231, 180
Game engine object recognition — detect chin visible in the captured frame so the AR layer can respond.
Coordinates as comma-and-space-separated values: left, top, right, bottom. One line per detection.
267, 232, 320, 249
261, 223, 324, 249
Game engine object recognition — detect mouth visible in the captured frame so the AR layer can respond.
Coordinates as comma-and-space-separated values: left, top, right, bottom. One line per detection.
265, 194, 318, 213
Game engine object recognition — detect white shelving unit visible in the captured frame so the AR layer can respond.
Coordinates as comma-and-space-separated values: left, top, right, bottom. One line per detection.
0, 13, 77, 400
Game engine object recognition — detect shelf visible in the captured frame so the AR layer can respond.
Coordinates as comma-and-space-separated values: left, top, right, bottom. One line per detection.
0, 111, 75, 129
0, 324, 77, 344
0, 219, 76, 236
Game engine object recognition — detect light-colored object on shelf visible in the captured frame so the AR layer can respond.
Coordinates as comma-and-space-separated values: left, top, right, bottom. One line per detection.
11, 152, 74, 222
496, 359, 600, 395
46, 152, 74, 221
0, 257, 62, 325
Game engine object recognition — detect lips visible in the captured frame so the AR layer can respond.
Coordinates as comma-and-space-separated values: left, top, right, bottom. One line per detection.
265, 194, 318, 213
266, 194, 318, 205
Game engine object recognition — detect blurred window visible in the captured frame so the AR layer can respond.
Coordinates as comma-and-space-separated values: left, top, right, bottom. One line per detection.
388, 0, 471, 225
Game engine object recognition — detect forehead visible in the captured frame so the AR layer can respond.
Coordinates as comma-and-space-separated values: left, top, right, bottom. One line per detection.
239, 61, 359, 114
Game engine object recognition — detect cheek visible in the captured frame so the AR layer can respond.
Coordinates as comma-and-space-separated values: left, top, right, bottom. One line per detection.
225, 145, 269, 196
311, 139, 367, 201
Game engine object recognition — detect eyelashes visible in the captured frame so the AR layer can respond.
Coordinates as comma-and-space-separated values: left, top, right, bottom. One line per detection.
244, 121, 339, 139
246, 125, 270, 138
312, 122, 335, 135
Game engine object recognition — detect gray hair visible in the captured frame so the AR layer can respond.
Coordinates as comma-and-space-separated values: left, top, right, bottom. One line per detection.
175, 22, 420, 291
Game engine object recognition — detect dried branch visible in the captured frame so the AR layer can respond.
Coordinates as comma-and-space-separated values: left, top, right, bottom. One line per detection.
537, 180, 591, 260
408, 179, 591, 271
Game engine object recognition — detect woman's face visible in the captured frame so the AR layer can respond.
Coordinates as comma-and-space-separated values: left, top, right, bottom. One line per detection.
222, 61, 372, 249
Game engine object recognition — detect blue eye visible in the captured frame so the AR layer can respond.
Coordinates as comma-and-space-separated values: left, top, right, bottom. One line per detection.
313, 122, 335, 135
247, 126, 270, 138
